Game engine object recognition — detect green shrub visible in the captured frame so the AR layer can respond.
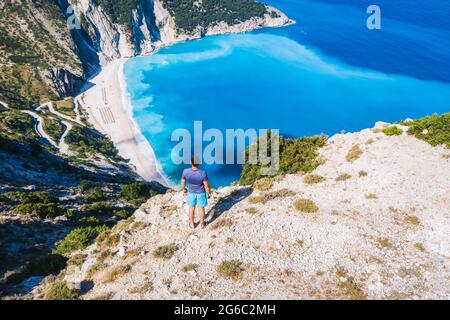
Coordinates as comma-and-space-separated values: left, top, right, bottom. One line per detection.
79, 216, 102, 227
86, 202, 116, 215
241, 134, 327, 185
115, 209, 131, 219
402, 113, 450, 148
382, 126, 403, 136
45, 281, 80, 300
120, 182, 158, 205
84, 187, 107, 203
53, 225, 109, 255
3, 191, 57, 204
293, 199, 319, 213
15, 203, 66, 219
216, 260, 244, 280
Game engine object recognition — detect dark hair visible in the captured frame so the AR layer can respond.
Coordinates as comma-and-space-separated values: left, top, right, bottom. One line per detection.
191, 156, 199, 167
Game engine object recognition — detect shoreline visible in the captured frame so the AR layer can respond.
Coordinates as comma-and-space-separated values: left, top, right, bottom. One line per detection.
76, 10, 295, 187
77, 59, 171, 187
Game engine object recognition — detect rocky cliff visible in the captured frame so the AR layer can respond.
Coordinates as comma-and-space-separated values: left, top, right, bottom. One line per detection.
33, 121, 450, 300
0, 0, 292, 108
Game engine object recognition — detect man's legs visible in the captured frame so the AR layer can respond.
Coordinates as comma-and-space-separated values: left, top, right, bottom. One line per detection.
189, 206, 195, 228
199, 207, 206, 228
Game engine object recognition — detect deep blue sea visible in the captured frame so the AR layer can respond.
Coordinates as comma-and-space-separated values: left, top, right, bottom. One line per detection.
124, 0, 450, 187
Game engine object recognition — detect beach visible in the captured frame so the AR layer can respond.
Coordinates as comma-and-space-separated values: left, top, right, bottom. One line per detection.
76, 59, 170, 186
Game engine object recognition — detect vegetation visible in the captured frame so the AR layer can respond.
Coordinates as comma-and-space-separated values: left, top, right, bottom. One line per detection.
43, 118, 64, 142
2, 191, 57, 204
216, 260, 244, 280
181, 263, 198, 272
53, 225, 109, 255
293, 199, 319, 213
382, 126, 403, 136
102, 264, 131, 284
14, 203, 66, 219
97, 0, 137, 32
401, 113, 450, 148
85, 202, 116, 215
153, 244, 178, 260
84, 187, 107, 203
45, 281, 80, 300
405, 215, 421, 226
240, 133, 327, 185
65, 125, 118, 158
335, 173, 352, 182
162, 0, 267, 33
120, 182, 159, 206
53, 99, 76, 118
304, 174, 326, 185
365, 193, 378, 200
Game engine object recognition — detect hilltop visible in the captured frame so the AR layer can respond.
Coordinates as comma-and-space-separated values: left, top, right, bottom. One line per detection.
32, 118, 449, 300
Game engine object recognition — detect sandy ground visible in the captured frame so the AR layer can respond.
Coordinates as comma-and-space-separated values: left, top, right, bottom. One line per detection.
76, 60, 169, 186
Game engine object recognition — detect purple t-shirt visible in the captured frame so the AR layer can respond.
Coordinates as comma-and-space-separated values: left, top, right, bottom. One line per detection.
182, 168, 208, 194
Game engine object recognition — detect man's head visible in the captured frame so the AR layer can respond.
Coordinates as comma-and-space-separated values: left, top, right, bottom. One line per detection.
191, 156, 200, 168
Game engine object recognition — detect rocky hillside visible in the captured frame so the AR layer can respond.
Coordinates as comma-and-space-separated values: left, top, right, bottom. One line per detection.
0, 0, 291, 108
32, 117, 449, 300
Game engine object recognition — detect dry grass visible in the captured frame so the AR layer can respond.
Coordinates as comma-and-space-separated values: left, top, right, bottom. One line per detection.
87, 261, 107, 279
96, 231, 120, 251
293, 199, 319, 213
304, 174, 326, 185
245, 207, 258, 214
253, 178, 274, 191
211, 218, 233, 230
113, 217, 135, 233
335, 173, 352, 182
346, 145, 363, 162
128, 280, 153, 295
181, 263, 198, 272
216, 260, 244, 280
248, 189, 295, 205
248, 195, 265, 204
153, 244, 178, 260
335, 268, 367, 300
358, 170, 368, 177
414, 243, 426, 252
365, 193, 378, 200
405, 215, 421, 226
90, 292, 113, 300
377, 238, 393, 249
365, 138, 375, 145
225, 237, 234, 244
102, 264, 131, 284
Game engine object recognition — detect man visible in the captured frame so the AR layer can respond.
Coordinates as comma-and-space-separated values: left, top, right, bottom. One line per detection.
181, 157, 212, 229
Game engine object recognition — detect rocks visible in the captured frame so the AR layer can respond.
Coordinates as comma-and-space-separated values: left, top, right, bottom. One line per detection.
43, 124, 450, 300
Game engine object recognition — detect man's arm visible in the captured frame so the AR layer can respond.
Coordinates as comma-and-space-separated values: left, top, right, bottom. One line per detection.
181, 178, 187, 193
203, 180, 212, 198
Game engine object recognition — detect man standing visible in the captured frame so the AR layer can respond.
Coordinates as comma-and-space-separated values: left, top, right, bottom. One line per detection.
181, 157, 212, 229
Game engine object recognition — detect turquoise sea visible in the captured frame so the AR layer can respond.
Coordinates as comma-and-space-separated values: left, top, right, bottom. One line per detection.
124, 0, 450, 187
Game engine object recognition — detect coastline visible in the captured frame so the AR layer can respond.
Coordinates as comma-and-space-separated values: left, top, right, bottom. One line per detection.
76, 59, 171, 187
76, 8, 294, 186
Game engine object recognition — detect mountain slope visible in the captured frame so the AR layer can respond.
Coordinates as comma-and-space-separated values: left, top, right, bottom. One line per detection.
39, 122, 450, 300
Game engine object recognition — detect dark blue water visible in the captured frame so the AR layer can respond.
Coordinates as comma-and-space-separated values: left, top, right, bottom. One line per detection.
125, 0, 450, 187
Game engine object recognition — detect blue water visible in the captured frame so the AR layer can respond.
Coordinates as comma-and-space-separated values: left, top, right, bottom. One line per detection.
124, 0, 450, 187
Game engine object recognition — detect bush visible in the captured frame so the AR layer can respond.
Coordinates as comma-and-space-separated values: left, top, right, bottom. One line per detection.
3, 191, 57, 204
240, 134, 326, 185
79, 216, 103, 227
15, 203, 66, 219
293, 199, 319, 213
45, 281, 80, 300
86, 202, 116, 215
53, 225, 109, 255
115, 209, 131, 219
153, 244, 178, 260
84, 187, 107, 203
383, 126, 403, 136
335, 173, 352, 182
216, 260, 244, 280
120, 182, 158, 205
402, 113, 450, 148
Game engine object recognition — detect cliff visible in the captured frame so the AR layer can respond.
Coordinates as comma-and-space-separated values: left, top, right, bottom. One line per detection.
33, 121, 450, 300
0, 0, 292, 108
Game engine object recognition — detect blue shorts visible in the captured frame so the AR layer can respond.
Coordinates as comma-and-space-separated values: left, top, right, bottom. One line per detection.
187, 193, 208, 208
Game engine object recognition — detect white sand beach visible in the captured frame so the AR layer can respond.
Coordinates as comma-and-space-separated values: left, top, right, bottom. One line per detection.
76, 59, 170, 186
